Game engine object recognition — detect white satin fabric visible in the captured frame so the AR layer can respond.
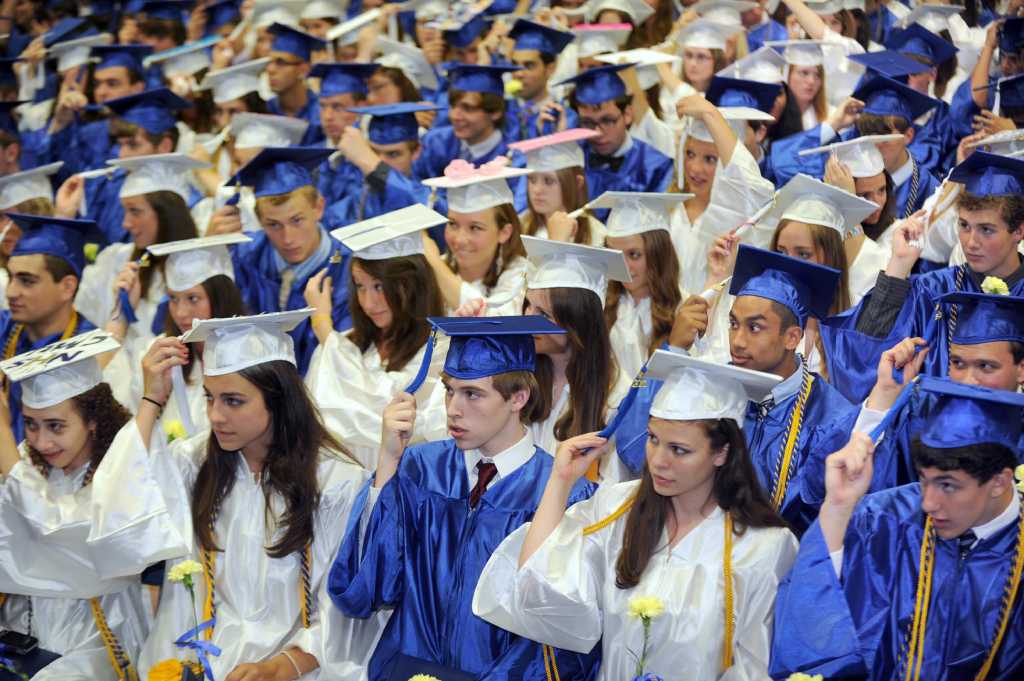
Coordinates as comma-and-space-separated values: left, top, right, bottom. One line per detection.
610, 294, 655, 382
87, 423, 383, 680
472, 481, 798, 681
0, 457, 151, 680
848, 236, 891, 305
455, 255, 533, 310
305, 332, 448, 469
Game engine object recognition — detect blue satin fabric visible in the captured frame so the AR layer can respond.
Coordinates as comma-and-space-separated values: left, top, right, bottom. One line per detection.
0, 310, 96, 443
822, 267, 1024, 404
583, 139, 673, 223
230, 232, 351, 375
763, 125, 829, 189
266, 90, 325, 147
317, 156, 368, 215
770, 484, 1024, 680
328, 440, 598, 681
81, 168, 130, 245
48, 118, 114, 182
503, 98, 578, 143
322, 167, 430, 228
910, 100, 957, 178
411, 125, 512, 185
893, 159, 940, 218
746, 19, 788, 52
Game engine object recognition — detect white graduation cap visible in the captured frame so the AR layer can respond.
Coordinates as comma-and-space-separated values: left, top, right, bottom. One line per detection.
252, 0, 305, 28
327, 8, 382, 45
970, 128, 1024, 156
595, 48, 682, 89
677, 18, 735, 51
523, 235, 631, 304
422, 165, 532, 213
805, 0, 843, 15
901, 5, 963, 34
766, 173, 879, 238
798, 133, 903, 178
143, 36, 218, 77
108, 153, 211, 201
301, 0, 343, 20
0, 161, 63, 210
684, 105, 774, 143
586, 0, 656, 25
508, 128, 597, 172
330, 204, 447, 260
395, 0, 447, 20
588, 191, 692, 237
48, 33, 112, 73
0, 329, 121, 408
198, 58, 269, 104
574, 23, 632, 59
693, 0, 757, 28
765, 39, 826, 67
179, 308, 314, 375
841, 0, 865, 10
374, 37, 439, 91
645, 348, 781, 422
147, 233, 251, 292
229, 112, 309, 149
717, 45, 786, 84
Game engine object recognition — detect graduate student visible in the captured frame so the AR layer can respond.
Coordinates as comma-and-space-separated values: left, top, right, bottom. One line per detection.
0, 331, 149, 681
505, 18, 577, 141
327, 316, 597, 681
473, 350, 798, 681
771, 379, 1024, 680
89, 310, 374, 680
265, 23, 327, 145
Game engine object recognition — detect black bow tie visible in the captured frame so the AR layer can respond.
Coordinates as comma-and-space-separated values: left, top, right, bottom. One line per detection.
590, 153, 624, 171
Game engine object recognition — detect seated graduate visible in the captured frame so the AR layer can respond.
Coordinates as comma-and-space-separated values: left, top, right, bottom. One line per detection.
88, 310, 374, 680
0, 332, 148, 681
305, 204, 448, 469
327, 316, 598, 681
226, 146, 352, 375
0, 161, 65, 308
472, 350, 799, 681
770, 379, 1024, 681
264, 23, 327, 145
1, 214, 98, 442
504, 19, 578, 142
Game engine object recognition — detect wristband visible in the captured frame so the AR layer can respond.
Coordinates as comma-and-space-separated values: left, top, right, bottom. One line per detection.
280, 650, 302, 680
142, 396, 165, 410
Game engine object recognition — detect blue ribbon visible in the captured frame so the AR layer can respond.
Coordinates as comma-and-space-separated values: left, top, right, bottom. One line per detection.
598, 365, 649, 440
403, 329, 438, 395
869, 376, 920, 444
117, 288, 139, 325
174, 618, 221, 681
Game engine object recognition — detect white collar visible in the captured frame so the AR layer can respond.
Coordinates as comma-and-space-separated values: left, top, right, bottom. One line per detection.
890, 154, 914, 187
465, 427, 536, 481
973, 495, 1020, 543
460, 128, 504, 160
613, 132, 634, 158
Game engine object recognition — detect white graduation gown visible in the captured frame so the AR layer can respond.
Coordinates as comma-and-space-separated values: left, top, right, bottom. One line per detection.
87, 424, 382, 680
472, 480, 799, 681
456, 255, 533, 310
609, 294, 654, 382
0, 457, 150, 680
848, 236, 891, 304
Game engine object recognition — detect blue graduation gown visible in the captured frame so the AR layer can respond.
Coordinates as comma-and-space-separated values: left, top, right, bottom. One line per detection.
893, 159, 940, 219
267, 90, 325, 146
583, 139, 673, 222
317, 156, 365, 210
822, 266, 1024, 404
49, 118, 115, 179
949, 77, 992, 144
81, 169, 130, 246
765, 125, 830, 188
327, 440, 598, 681
770, 484, 1024, 681
229, 232, 351, 375
502, 98, 579, 142
411, 125, 511, 182
322, 167, 429, 228
911, 101, 957, 179
747, 19, 788, 52
0, 310, 97, 442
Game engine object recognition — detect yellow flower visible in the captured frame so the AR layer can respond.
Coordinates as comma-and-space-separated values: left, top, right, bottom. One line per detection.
148, 659, 184, 681
83, 243, 99, 264
786, 674, 824, 681
167, 560, 203, 584
982, 276, 1010, 296
628, 595, 665, 620
504, 78, 523, 96
164, 419, 187, 443
408, 676, 442, 681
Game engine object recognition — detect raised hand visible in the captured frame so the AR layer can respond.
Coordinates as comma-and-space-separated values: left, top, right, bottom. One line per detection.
824, 432, 875, 511
552, 432, 607, 485
669, 295, 710, 350
141, 336, 189, 407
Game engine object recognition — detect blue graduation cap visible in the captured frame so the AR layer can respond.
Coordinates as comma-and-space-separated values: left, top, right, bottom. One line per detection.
444, 14, 491, 49
706, 75, 781, 113
140, 0, 194, 21
205, 0, 241, 34
0, 100, 26, 135
949, 151, 1024, 196
938, 291, 1024, 346
848, 50, 930, 78
309, 62, 379, 98
729, 244, 841, 327
997, 73, 1024, 111
509, 18, 574, 55
43, 17, 93, 47
7, 213, 97, 276
557, 63, 633, 106
886, 23, 957, 66
917, 376, 1024, 452
448, 63, 520, 96
268, 22, 327, 62
104, 87, 192, 134
91, 44, 153, 73
345, 102, 442, 144
999, 17, 1024, 56
430, 316, 566, 380
853, 74, 938, 122
227, 146, 333, 197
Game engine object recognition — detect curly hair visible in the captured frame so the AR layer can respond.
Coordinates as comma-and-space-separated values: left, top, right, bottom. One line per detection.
27, 382, 132, 488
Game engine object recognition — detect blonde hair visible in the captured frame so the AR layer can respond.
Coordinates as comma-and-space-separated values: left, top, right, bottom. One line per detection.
254, 185, 319, 218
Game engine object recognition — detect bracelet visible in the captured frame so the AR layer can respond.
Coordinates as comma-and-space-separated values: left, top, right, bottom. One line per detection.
141, 396, 165, 410
280, 650, 302, 680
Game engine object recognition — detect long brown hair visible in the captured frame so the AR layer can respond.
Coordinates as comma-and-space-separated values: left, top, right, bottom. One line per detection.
604, 230, 682, 356
628, 0, 673, 48
27, 382, 132, 488
522, 166, 593, 245
191, 360, 357, 558
531, 287, 617, 441
615, 418, 786, 589
445, 203, 527, 291
163, 275, 248, 382
131, 191, 199, 299
348, 255, 444, 372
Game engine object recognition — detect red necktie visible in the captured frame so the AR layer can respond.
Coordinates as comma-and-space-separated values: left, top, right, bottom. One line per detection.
469, 461, 498, 509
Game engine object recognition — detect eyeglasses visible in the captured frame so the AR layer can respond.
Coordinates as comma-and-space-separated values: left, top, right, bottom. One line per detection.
579, 113, 622, 130
269, 57, 304, 68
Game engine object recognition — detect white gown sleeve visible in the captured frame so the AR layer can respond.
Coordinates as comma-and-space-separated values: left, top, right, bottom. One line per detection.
457, 256, 533, 309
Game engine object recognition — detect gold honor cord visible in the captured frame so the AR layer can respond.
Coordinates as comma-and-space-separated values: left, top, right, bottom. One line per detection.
90, 597, 139, 681
769, 371, 814, 511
